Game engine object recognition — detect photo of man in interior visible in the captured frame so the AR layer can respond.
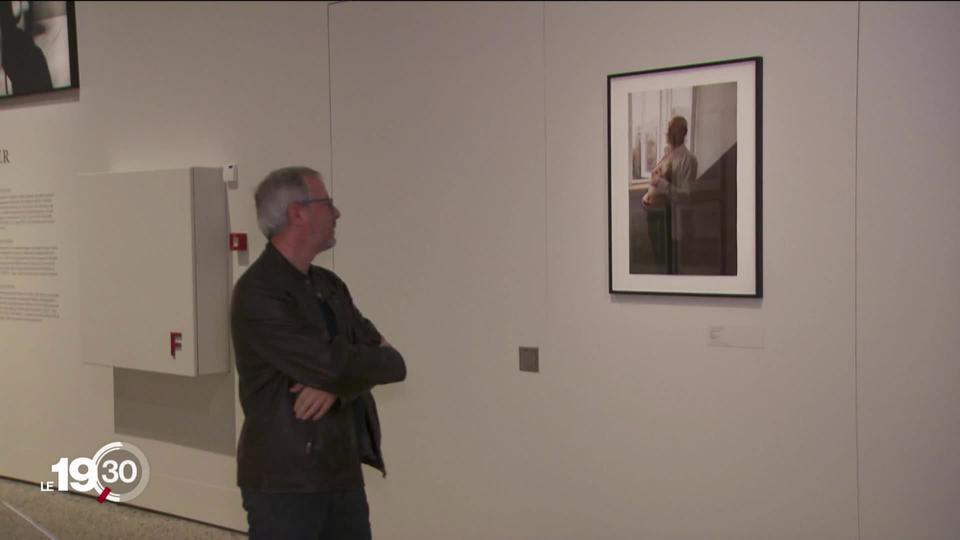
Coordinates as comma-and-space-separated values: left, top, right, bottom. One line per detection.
0, 0, 73, 97
628, 81, 739, 276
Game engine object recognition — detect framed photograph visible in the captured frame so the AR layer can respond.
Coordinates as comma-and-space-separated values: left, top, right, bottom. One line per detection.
608, 57, 762, 297
1, 1, 79, 100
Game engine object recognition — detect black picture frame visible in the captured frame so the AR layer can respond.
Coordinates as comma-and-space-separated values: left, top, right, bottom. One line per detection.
608, 56, 762, 297
1, 1, 79, 100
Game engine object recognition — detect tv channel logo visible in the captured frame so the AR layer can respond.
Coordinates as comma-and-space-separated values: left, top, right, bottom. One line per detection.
42, 442, 150, 503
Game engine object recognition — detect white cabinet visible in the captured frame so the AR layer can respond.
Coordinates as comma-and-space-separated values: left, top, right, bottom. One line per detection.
77, 168, 230, 376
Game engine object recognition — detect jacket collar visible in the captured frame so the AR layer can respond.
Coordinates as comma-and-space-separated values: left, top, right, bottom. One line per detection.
261, 242, 309, 284
259, 242, 337, 300
256, 243, 334, 330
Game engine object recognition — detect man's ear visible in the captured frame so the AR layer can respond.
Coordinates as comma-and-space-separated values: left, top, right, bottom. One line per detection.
286, 203, 304, 226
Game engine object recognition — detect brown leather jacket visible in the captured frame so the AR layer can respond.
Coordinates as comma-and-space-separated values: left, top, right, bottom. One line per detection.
231, 244, 406, 492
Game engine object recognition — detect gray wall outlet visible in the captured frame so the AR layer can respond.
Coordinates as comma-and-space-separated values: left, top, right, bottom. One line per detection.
519, 347, 539, 373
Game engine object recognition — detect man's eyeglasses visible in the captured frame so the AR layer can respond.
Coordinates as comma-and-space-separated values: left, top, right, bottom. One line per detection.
295, 197, 334, 208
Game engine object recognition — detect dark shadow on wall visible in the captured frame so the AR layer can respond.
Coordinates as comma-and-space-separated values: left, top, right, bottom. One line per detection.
113, 368, 236, 456
675, 142, 738, 275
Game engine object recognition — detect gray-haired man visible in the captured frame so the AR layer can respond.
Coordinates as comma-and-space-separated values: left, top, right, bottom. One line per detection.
231, 166, 406, 539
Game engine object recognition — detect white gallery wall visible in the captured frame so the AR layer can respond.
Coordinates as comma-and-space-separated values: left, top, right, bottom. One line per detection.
330, 2, 862, 539
329, 3, 551, 538
0, 2, 956, 538
857, 3, 960, 538
0, 1, 332, 530
545, 2, 857, 538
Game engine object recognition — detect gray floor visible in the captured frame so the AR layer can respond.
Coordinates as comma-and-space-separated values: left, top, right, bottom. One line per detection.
0, 478, 245, 539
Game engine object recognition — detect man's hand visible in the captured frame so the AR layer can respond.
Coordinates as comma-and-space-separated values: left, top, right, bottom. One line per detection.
289, 383, 337, 421
650, 169, 663, 187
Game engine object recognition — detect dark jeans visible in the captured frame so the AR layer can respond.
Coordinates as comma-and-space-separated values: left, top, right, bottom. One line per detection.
646, 203, 675, 274
241, 487, 371, 540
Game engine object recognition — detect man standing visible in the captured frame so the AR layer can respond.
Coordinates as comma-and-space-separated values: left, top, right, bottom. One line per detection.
231, 166, 406, 539
641, 116, 698, 273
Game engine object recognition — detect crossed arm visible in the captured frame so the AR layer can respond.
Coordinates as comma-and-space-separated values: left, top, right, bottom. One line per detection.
290, 336, 393, 420
233, 280, 406, 421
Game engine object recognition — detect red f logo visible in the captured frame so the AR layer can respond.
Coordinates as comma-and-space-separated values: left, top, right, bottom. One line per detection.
170, 332, 182, 358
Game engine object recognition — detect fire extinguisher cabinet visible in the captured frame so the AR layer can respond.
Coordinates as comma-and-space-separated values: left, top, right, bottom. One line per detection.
77, 167, 230, 376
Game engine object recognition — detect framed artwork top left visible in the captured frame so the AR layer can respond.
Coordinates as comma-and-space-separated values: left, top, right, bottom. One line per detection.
1, 1, 79, 100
